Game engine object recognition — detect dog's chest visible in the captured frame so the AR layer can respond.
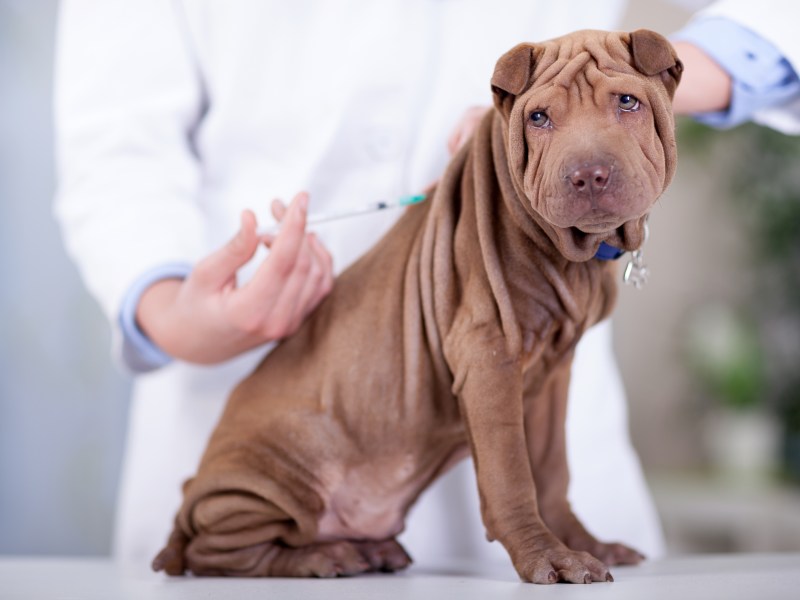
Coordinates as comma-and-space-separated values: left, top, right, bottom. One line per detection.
514, 261, 615, 369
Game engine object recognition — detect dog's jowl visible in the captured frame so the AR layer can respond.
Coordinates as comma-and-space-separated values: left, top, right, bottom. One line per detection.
153, 29, 681, 584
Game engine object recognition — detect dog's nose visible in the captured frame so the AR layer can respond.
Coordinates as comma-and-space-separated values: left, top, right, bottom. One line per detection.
567, 163, 611, 194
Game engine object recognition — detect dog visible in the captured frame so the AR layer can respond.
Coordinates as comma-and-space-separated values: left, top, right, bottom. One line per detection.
153, 29, 681, 584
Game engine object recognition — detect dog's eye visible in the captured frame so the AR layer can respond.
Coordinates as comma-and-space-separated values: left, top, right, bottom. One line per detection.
619, 94, 640, 111
529, 111, 550, 128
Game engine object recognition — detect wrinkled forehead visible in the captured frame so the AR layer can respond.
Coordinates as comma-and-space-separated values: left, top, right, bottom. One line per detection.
532, 32, 637, 91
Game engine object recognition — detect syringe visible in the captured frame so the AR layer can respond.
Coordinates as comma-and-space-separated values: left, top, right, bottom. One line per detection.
261, 194, 427, 236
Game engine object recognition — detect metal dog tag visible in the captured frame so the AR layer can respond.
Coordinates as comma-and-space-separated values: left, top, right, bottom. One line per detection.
623, 221, 650, 290
623, 249, 649, 289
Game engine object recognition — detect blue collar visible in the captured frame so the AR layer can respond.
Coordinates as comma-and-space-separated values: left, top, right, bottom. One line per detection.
594, 241, 625, 261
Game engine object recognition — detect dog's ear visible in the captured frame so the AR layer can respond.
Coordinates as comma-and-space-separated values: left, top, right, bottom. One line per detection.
628, 29, 683, 98
491, 43, 537, 119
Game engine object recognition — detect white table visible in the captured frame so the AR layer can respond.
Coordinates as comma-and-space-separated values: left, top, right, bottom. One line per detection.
1, 553, 798, 599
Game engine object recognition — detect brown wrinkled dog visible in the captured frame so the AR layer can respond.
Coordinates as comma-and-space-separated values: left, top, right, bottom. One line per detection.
154, 29, 681, 584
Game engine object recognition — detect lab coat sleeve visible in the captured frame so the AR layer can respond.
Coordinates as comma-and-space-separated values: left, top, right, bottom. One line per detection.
53, 0, 207, 338
692, 0, 800, 133
118, 262, 192, 373
672, 17, 800, 129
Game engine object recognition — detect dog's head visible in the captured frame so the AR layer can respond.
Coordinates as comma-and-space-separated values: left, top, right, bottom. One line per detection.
491, 29, 682, 261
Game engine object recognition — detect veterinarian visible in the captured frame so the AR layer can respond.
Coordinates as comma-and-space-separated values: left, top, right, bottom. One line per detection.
54, 0, 799, 568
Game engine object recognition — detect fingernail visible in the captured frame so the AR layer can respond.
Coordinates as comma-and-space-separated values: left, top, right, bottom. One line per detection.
298, 194, 308, 213
547, 570, 557, 584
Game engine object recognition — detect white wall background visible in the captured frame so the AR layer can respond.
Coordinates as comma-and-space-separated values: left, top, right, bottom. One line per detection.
0, 0, 130, 555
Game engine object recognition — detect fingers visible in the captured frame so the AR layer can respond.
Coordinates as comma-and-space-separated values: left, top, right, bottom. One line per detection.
228, 192, 335, 339
287, 233, 334, 326
261, 236, 318, 335
307, 233, 335, 304
193, 210, 260, 290
266, 191, 309, 272
253, 233, 334, 339
271, 198, 288, 222
238, 191, 311, 299
161, 192, 334, 363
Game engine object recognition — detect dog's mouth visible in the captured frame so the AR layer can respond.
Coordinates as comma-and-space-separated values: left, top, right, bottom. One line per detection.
568, 227, 597, 252
564, 226, 614, 259
558, 219, 646, 262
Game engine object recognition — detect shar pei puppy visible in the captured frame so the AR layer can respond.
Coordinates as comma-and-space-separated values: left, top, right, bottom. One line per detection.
153, 28, 682, 584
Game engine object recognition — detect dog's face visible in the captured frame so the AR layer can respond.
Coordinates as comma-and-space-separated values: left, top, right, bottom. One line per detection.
492, 29, 682, 261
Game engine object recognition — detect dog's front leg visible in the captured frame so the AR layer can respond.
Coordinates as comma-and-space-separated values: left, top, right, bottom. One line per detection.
525, 361, 645, 568
452, 339, 612, 584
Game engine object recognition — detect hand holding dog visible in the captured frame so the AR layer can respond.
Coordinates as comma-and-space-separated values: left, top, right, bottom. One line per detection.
136, 192, 334, 364
448, 106, 491, 155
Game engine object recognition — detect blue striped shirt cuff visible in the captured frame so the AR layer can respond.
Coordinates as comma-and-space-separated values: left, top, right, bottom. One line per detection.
118, 262, 192, 373
672, 17, 800, 128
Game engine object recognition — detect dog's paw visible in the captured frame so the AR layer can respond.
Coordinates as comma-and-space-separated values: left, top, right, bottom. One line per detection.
280, 539, 411, 577
353, 539, 413, 572
587, 541, 645, 566
152, 545, 186, 576
550, 518, 645, 567
152, 527, 189, 576
297, 541, 372, 578
514, 546, 613, 584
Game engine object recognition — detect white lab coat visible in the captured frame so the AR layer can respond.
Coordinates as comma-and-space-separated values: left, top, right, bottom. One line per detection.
55, 0, 672, 569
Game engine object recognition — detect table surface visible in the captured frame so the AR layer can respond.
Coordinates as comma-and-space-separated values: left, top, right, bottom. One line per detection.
1, 553, 799, 600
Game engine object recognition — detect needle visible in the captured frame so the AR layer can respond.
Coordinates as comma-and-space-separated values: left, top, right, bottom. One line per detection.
260, 194, 427, 236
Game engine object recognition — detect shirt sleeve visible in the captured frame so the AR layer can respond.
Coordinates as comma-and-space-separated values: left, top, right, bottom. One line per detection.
118, 262, 192, 373
53, 1, 208, 361
672, 16, 800, 129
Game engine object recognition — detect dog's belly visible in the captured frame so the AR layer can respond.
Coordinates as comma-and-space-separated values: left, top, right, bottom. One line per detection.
316, 444, 470, 541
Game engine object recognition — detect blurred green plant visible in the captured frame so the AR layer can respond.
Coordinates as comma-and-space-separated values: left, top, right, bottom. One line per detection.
678, 117, 800, 481
683, 304, 765, 412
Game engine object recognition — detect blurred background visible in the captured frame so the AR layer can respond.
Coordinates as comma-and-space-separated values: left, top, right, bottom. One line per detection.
1, 0, 799, 558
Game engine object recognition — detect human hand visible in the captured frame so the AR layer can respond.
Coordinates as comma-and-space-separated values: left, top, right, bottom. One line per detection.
447, 105, 490, 155
136, 191, 334, 364
670, 41, 732, 115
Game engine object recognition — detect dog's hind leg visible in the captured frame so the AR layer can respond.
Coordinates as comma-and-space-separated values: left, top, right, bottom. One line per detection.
186, 537, 375, 578
155, 487, 411, 577
184, 494, 413, 577
152, 488, 298, 576
178, 489, 322, 576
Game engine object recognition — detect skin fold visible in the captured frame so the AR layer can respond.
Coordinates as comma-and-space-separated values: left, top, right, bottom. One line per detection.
152, 29, 680, 584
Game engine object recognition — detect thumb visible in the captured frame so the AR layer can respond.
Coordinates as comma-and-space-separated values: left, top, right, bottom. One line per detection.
193, 210, 260, 289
